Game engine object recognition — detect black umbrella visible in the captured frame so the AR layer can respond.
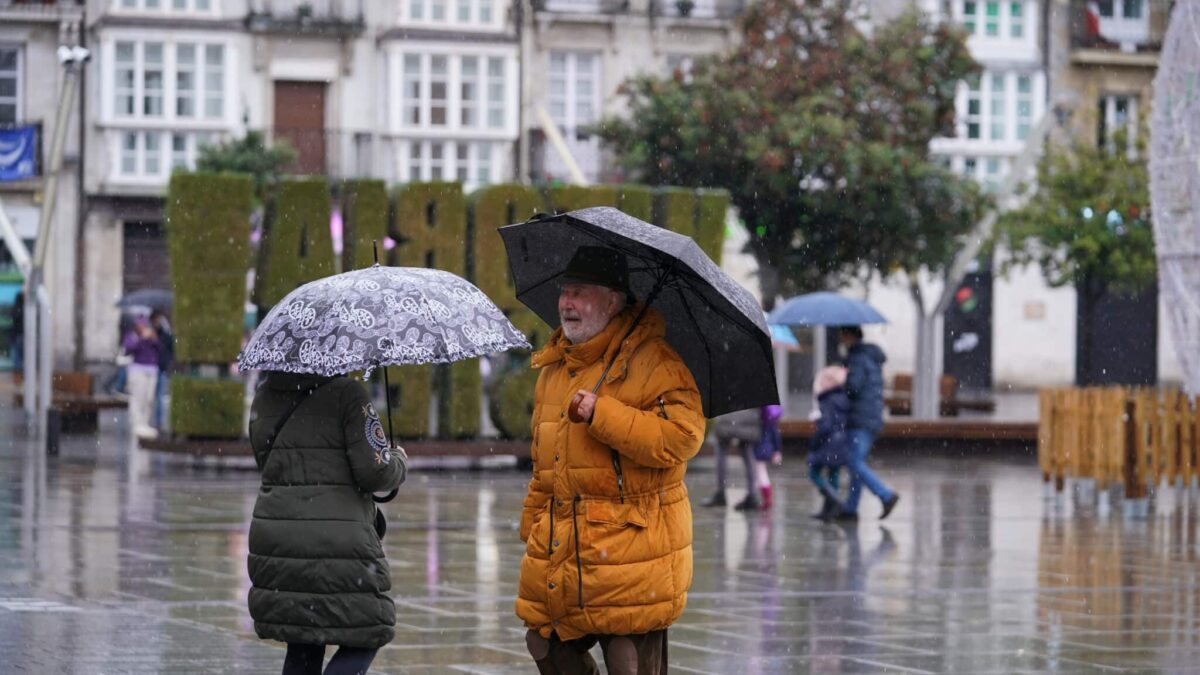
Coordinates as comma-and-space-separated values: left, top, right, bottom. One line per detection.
116, 288, 172, 312
499, 207, 777, 418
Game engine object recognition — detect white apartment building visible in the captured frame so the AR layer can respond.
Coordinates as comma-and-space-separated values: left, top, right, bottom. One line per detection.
522, 0, 740, 183
0, 0, 85, 368
856, 0, 1183, 390
72, 0, 523, 368
931, 0, 1047, 190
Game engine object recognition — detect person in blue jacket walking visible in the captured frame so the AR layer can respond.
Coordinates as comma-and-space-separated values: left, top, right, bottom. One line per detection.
837, 326, 900, 521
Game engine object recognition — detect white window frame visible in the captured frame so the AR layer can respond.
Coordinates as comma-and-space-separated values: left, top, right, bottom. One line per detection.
391, 49, 517, 137
0, 45, 22, 125
112, 0, 218, 16
960, 71, 1028, 143
1015, 74, 1033, 140
982, 0, 1001, 37
398, 0, 504, 31
103, 34, 234, 127
963, 75, 982, 140
548, 50, 600, 141
402, 139, 497, 187
115, 129, 213, 181
988, 72, 1007, 141
947, 154, 1011, 192
1009, 0, 1024, 37
1097, 0, 1144, 20
1099, 93, 1138, 153
956, 0, 1037, 50
1095, 0, 1149, 49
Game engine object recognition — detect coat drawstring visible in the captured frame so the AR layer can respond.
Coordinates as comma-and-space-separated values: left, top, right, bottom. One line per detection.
572, 495, 583, 609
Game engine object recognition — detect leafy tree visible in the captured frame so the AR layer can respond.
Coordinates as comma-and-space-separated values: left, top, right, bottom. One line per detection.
598, 0, 986, 304
999, 131, 1156, 382
196, 131, 297, 200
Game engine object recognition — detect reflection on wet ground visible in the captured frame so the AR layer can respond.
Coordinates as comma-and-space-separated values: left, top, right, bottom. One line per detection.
3, 411, 1200, 673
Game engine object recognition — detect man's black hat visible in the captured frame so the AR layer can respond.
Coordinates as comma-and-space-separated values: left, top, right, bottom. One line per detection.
559, 246, 631, 297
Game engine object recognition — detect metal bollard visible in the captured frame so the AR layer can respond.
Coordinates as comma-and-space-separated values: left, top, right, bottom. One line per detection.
46, 407, 61, 456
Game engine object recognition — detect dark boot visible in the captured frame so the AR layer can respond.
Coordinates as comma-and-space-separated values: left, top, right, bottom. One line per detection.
880, 493, 901, 520
733, 493, 761, 511
822, 496, 844, 521
701, 490, 727, 507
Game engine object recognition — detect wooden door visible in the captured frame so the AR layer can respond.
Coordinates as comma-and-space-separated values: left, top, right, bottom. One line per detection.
273, 81, 326, 175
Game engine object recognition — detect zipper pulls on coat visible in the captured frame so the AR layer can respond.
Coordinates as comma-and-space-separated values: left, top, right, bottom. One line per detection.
610, 450, 624, 504
657, 397, 669, 419
572, 495, 583, 610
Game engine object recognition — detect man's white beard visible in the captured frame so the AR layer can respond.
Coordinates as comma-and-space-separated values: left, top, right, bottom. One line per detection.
561, 312, 610, 344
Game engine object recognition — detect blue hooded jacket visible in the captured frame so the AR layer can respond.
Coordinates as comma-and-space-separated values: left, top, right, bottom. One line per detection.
808, 386, 850, 467
845, 341, 886, 434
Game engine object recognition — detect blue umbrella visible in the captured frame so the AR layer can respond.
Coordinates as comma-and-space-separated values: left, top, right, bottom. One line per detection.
769, 292, 887, 327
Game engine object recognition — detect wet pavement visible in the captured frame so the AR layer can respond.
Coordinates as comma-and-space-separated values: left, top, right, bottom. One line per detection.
4, 409, 1200, 674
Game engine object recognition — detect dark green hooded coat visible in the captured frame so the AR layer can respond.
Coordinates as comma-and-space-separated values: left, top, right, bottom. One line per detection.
247, 372, 406, 649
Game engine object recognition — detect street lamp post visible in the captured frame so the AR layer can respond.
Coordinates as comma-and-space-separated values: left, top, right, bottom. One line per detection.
24, 45, 89, 438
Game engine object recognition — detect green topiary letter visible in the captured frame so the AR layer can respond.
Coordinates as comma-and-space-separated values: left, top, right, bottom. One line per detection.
342, 179, 389, 271
391, 182, 467, 438
255, 177, 335, 308
470, 184, 551, 439
165, 172, 253, 438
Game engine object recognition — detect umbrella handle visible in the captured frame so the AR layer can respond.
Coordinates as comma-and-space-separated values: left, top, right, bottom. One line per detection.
373, 487, 399, 503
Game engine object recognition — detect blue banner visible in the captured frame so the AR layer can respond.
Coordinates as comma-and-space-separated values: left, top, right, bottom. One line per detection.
0, 125, 38, 182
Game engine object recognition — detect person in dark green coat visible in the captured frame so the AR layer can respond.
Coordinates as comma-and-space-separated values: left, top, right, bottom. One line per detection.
247, 371, 407, 675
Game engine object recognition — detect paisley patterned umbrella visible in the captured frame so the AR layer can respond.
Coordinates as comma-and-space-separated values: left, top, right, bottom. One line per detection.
238, 265, 531, 377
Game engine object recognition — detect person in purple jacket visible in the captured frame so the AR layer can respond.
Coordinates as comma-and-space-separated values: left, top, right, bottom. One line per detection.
122, 317, 161, 439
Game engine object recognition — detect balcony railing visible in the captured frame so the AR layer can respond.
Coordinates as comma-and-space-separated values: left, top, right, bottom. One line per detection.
246, 0, 365, 37
257, 128, 393, 182
1071, 0, 1166, 53
0, 0, 84, 20
535, 0, 743, 19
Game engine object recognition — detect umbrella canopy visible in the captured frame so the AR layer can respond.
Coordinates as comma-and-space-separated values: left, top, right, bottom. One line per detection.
499, 207, 777, 418
116, 288, 172, 312
768, 292, 887, 327
770, 324, 802, 351
237, 265, 530, 376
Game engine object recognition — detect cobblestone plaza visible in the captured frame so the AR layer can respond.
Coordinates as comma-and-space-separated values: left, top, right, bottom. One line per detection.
3, 411, 1200, 674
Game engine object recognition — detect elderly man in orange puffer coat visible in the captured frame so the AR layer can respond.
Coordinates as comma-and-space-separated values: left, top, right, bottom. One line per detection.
516, 246, 707, 675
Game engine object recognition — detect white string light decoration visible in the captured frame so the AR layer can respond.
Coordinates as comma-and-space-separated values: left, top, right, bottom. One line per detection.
1149, 0, 1200, 396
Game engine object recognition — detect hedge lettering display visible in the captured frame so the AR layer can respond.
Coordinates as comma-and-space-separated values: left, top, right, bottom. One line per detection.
166, 177, 729, 440
166, 173, 254, 438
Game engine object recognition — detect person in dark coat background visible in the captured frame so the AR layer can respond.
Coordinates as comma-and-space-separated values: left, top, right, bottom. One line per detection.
150, 310, 174, 430
838, 326, 900, 521
247, 371, 408, 675
808, 365, 851, 521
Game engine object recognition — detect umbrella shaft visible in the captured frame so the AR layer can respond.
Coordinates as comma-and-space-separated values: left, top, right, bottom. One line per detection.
382, 366, 395, 448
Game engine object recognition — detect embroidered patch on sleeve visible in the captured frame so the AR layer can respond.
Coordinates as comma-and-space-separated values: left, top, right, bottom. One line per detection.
363, 404, 391, 464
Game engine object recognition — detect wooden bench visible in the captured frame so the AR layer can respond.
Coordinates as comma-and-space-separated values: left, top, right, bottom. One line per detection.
883, 373, 997, 418
781, 418, 1037, 441
14, 371, 129, 433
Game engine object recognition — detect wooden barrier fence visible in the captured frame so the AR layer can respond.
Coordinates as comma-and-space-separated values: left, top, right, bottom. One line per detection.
1040, 387, 1200, 499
